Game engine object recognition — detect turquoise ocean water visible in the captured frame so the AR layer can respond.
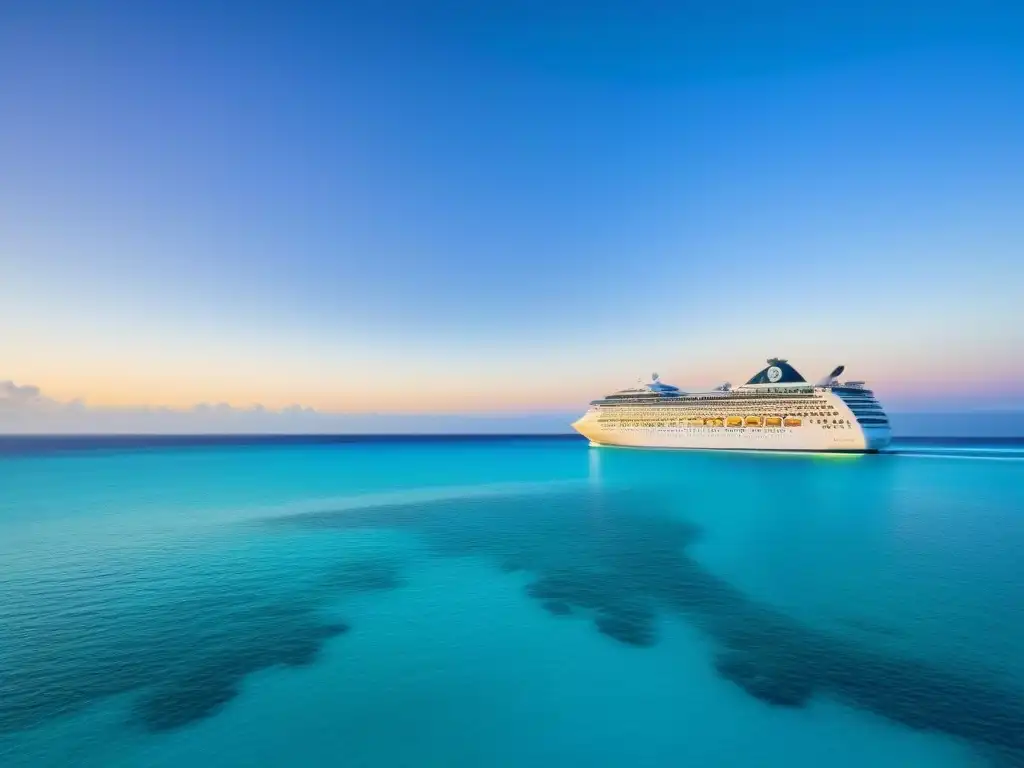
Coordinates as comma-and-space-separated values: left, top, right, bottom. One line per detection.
2, 435, 1024, 767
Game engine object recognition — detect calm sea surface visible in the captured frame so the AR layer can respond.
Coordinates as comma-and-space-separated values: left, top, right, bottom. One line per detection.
2, 435, 1024, 767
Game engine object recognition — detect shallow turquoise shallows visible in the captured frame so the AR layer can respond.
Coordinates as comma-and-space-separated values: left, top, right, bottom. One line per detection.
2, 435, 1024, 767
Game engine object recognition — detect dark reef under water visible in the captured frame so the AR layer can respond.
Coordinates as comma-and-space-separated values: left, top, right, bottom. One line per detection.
275, 488, 1024, 762
0, 556, 400, 734
4, 483, 1024, 765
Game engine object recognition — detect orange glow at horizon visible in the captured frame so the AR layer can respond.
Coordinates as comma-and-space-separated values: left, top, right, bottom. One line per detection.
17, 365, 1024, 414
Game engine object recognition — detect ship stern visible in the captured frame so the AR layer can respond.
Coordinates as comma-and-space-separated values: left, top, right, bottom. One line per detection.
862, 426, 893, 452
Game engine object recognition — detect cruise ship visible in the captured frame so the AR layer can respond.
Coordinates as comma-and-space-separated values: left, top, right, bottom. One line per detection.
572, 358, 891, 453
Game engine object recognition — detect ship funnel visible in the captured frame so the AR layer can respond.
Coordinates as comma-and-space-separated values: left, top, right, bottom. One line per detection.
814, 365, 845, 387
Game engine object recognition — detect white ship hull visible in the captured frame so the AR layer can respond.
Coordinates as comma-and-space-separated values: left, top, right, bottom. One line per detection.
572, 392, 892, 453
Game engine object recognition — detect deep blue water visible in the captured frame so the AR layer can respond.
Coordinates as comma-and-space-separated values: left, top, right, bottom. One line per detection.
2, 435, 1024, 767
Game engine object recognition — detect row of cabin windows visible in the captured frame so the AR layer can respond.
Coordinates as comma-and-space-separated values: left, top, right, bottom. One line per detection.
600, 401, 838, 409
599, 416, 854, 426
600, 407, 840, 417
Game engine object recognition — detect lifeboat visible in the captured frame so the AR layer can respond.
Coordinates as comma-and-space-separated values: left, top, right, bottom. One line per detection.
706, 417, 723, 427
726, 416, 743, 427
744, 415, 762, 426
784, 417, 802, 427
688, 418, 704, 427
765, 416, 782, 427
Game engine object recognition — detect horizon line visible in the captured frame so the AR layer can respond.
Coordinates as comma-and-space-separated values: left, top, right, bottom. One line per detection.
1, 433, 1021, 440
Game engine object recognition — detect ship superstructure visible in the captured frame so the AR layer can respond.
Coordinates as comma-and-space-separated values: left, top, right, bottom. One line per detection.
571, 358, 891, 453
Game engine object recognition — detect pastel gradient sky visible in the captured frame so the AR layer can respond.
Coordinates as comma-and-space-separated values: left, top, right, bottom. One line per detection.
3, 1, 1024, 429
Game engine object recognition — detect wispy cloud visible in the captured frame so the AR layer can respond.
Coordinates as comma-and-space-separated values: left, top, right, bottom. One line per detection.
0, 380, 45, 405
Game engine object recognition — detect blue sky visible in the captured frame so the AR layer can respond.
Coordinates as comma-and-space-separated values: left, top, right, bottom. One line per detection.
2, 1, 1023, 430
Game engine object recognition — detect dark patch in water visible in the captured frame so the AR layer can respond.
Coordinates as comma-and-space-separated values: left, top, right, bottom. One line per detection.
595, 610, 656, 647
714, 650, 813, 707
527, 571, 657, 644
0, 557, 393, 735
134, 675, 240, 733
272, 488, 1024, 759
133, 620, 350, 732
